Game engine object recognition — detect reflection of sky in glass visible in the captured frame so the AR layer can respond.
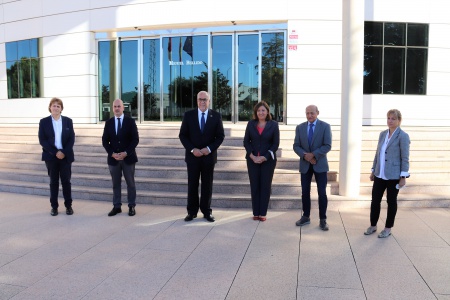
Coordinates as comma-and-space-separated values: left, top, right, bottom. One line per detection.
238, 34, 258, 87
99, 42, 111, 85
143, 39, 161, 92
121, 40, 138, 94
212, 35, 232, 82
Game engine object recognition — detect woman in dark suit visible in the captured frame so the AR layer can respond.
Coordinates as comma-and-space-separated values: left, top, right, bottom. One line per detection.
364, 109, 410, 238
244, 101, 280, 221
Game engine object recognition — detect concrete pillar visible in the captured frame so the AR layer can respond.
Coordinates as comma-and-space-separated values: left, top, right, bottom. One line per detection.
339, 0, 364, 197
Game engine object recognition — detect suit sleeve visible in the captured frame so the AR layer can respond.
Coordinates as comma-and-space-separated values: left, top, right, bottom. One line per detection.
371, 131, 383, 171
243, 121, 253, 156
399, 131, 410, 175
293, 124, 306, 159
207, 112, 225, 152
125, 118, 139, 154
179, 112, 194, 151
102, 120, 113, 155
265, 121, 280, 161
312, 122, 332, 160
61, 118, 75, 156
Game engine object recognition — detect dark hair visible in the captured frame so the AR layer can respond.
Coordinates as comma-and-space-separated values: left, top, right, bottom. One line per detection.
48, 97, 64, 113
252, 101, 272, 121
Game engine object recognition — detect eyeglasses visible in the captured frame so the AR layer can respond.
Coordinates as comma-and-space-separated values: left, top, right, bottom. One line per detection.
198, 98, 209, 102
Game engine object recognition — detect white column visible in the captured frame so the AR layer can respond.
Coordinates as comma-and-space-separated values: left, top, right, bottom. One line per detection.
339, 0, 364, 197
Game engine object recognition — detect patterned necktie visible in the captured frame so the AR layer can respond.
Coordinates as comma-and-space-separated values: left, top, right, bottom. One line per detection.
201, 112, 205, 133
308, 123, 314, 147
117, 118, 121, 135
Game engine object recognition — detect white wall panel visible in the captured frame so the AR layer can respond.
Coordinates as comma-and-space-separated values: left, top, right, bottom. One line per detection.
42, 11, 90, 36
42, 0, 90, 15
429, 24, 450, 49
43, 75, 95, 98
288, 20, 342, 45
2, 0, 42, 23
428, 48, 450, 73
288, 45, 342, 70
287, 69, 341, 94
427, 72, 450, 96
43, 54, 93, 77
286, 93, 341, 125
43, 33, 93, 56
4, 18, 43, 42
288, 0, 342, 21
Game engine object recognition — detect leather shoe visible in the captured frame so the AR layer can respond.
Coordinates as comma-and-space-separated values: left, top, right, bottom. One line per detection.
66, 207, 74, 215
50, 208, 58, 216
204, 215, 215, 222
108, 207, 122, 216
184, 214, 197, 221
320, 219, 329, 231
128, 207, 136, 216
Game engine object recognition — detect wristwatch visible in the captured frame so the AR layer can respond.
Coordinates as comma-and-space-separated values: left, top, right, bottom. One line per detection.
400, 175, 410, 178
191, 149, 194, 153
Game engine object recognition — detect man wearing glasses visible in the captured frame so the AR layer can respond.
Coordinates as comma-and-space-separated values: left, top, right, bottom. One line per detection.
179, 91, 225, 222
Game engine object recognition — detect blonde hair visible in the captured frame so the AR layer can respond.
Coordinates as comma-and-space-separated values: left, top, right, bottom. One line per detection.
387, 109, 402, 123
48, 98, 64, 113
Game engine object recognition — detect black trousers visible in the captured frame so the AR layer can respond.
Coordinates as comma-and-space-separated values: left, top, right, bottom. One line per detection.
246, 159, 276, 217
370, 176, 400, 228
301, 164, 328, 219
186, 160, 215, 216
45, 159, 72, 209
108, 161, 136, 208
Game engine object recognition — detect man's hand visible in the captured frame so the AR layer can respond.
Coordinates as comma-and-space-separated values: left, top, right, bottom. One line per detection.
56, 151, 65, 159
304, 152, 316, 164
200, 148, 210, 156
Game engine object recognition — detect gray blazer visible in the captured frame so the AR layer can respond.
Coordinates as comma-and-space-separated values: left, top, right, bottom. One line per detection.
293, 119, 332, 173
372, 128, 410, 180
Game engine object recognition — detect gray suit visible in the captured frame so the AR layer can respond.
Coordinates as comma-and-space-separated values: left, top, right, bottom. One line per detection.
372, 128, 410, 179
293, 119, 332, 219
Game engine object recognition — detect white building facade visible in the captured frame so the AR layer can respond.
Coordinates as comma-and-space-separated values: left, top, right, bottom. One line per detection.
0, 0, 449, 126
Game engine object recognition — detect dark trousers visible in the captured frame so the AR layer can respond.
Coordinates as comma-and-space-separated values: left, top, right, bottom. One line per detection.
370, 176, 400, 228
45, 159, 72, 209
186, 160, 215, 216
301, 164, 328, 219
108, 161, 136, 208
247, 159, 276, 217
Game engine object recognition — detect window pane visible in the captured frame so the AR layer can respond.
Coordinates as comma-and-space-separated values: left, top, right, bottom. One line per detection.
18, 40, 31, 59
30, 58, 40, 97
120, 40, 138, 119
384, 23, 405, 46
383, 47, 405, 94
407, 24, 429, 47
143, 39, 161, 121
406, 48, 427, 94
98, 40, 116, 121
19, 60, 31, 98
212, 35, 232, 121
30, 39, 39, 58
6, 42, 18, 61
262, 32, 284, 122
364, 22, 383, 45
363, 46, 382, 94
6, 61, 18, 98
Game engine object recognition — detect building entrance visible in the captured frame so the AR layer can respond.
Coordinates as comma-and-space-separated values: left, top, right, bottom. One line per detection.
98, 31, 285, 123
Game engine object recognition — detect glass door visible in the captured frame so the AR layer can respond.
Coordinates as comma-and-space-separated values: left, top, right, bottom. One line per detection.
120, 39, 139, 120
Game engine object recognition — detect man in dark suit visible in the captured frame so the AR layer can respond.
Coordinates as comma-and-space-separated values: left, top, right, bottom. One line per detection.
179, 91, 225, 222
38, 98, 75, 216
102, 99, 139, 217
293, 105, 332, 230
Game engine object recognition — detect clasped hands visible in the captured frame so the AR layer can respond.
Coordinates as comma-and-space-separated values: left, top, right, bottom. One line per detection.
56, 151, 65, 159
304, 152, 317, 165
192, 148, 210, 157
250, 153, 267, 164
112, 152, 127, 160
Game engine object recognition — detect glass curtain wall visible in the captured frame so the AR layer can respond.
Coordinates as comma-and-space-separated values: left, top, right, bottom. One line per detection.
98, 40, 117, 121
212, 35, 232, 121
143, 39, 161, 121
120, 40, 139, 119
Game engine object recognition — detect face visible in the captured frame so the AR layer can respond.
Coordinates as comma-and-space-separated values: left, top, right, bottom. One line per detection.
113, 99, 124, 117
50, 102, 62, 116
305, 105, 319, 123
387, 113, 400, 130
257, 105, 268, 121
197, 92, 210, 112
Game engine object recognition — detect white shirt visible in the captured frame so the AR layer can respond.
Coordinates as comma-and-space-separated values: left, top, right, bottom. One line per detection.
52, 116, 63, 149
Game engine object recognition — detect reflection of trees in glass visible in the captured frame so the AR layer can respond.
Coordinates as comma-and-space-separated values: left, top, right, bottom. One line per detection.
6, 57, 40, 98
143, 83, 159, 118
261, 33, 284, 121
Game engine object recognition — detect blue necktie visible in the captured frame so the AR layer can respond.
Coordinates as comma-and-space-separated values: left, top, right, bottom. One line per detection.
308, 123, 314, 148
201, 112, 205, 133
117, 118, 121, 135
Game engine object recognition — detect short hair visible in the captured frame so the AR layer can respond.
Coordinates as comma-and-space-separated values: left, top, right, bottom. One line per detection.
252, 101, 272, 121
197, 91, 210, 100
48, 98, 63, 113
387, 109, 402, 123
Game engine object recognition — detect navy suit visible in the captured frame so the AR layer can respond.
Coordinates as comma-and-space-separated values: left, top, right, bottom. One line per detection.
38, 115, 75, 209
102, 116, 139, 207
293, 119, 332, 219
179, 109, 225, 216
244, 120, 280, 217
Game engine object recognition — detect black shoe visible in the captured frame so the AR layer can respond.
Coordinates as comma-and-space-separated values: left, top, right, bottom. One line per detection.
204, 215, 215, 222
295, 216, 310, 226
320, 219, 329, 231
66, 207, 74, 215
184, 214, 197, 221
108, 207, 122, 216
128, 207, 136, 216
51, 208, 58, 216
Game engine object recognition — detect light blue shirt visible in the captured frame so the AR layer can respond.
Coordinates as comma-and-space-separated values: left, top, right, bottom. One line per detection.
51, 116, 63, 149
198, 108, 208, 128
116, 114, 124, 134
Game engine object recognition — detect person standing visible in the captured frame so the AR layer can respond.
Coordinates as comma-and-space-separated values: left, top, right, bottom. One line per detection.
38, 98, 75, 216
293, 105, 332, 230
243, 101, 280, 221
102, 99, 139, 217
179, 91, 225, 222
364, 109, 410, 238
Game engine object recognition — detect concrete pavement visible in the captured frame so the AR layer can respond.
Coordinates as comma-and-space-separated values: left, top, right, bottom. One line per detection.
0, 192, 449, 300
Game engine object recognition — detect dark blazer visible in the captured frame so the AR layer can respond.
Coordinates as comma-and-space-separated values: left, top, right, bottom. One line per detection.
179, 109, 225, 164
243, 120, 280, 161
293, 119, 332, 173
38, 115, 75, 162
102, 116, 139, 166
372, 128, 410, 179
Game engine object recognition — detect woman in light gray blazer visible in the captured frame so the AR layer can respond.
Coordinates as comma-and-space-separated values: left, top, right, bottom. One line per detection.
364, 109, 410, 238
